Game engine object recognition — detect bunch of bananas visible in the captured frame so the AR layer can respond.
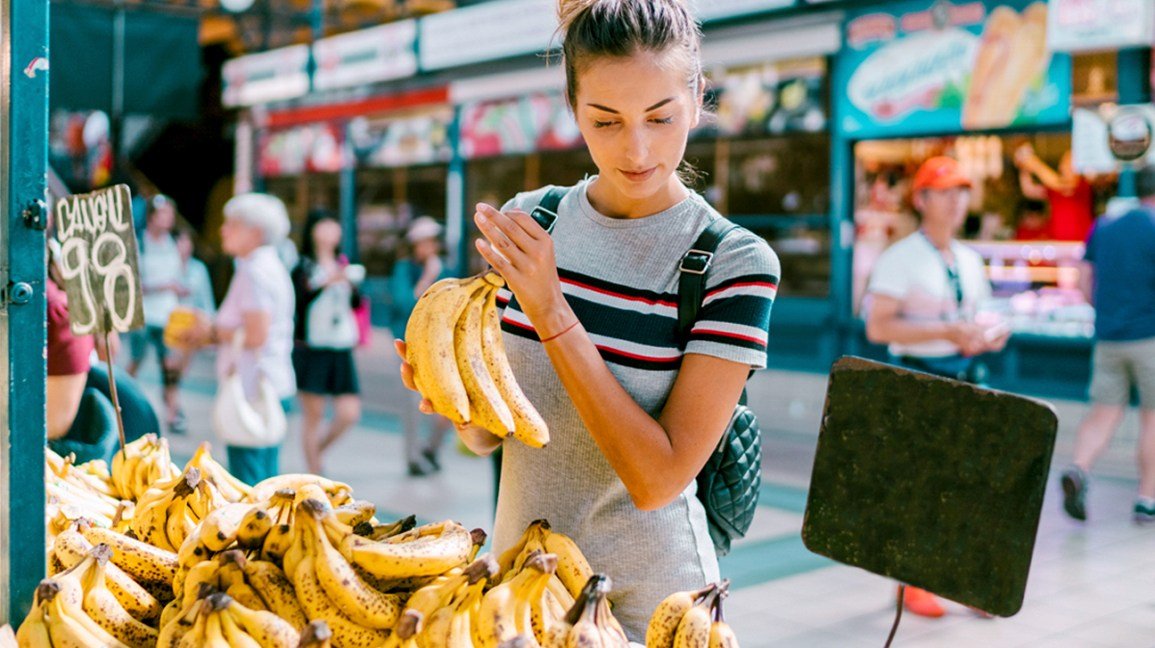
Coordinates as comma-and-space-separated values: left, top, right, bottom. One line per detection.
184, 443, 253, 503
246, 473, 353, 505
498, 520, 588, 604
157, 590, 300, 648
131, 466, 227, 552
45, 449, 135, 548
476, 552, 564, 646
50, 523, 169, 622
407, 554, 499, 647
111, 434, 182, 502
166, 549, 308, 633
405, 273, 549, 449
646, 581, 738, 648
18, 544, 157, 648
542, 574, 629, 648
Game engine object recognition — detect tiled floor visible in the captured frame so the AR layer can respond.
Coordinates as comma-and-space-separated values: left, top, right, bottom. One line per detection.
135, 331, 1152, 647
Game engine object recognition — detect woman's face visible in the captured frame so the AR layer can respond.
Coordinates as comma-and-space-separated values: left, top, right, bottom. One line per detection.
573, 49, 700, 217
311, 219, 343, 255
176, 233, 193, 260
220, 218, 264, 258
149, 204, 175, 231
412, 237, 439, 261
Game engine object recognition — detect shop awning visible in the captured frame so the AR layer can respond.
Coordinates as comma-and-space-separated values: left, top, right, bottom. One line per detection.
50, 4, 202, 119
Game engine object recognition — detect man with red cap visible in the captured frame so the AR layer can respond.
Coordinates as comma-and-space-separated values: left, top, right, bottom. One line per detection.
864, 155, 1011, 618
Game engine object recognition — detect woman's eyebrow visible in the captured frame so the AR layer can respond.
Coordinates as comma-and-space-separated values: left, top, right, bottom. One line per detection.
586, 97, 676, 114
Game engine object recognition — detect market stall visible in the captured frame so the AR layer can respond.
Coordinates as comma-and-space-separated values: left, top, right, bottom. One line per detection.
831, 0, 1151, 399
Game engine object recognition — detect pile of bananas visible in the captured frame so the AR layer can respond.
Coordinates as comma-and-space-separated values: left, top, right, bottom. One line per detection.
646, 581, 739, 648
405, 273, 549, 448
27, 441, 744, 647
543, 574, 629, 648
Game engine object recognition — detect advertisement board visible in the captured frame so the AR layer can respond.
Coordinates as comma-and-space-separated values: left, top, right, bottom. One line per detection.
222, 45, 309, 108
313, 20, 418, 91
418, 0, 557, 71
1047, 0, 1155, 52
838, 0, 1072, 138
459, 92, 582, 159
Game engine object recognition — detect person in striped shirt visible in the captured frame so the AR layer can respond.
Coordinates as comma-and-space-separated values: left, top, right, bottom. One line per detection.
398, 0, 779, 638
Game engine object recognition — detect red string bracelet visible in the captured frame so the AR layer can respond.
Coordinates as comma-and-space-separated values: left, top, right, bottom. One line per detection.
539, 320, 579, 344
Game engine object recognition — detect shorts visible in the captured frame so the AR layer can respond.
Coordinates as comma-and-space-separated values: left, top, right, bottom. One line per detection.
128, 325, 180, 386
292, 346, 360, 396
1089, 337, 1155, 408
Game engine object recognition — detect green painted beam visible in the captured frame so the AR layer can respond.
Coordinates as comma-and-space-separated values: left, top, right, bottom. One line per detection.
4, 0, 49, 624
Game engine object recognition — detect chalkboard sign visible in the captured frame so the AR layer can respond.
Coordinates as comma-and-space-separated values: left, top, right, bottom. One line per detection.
54, 185, 145, 335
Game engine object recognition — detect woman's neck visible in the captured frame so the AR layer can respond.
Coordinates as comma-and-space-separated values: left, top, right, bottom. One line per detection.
587, 176, 689, 219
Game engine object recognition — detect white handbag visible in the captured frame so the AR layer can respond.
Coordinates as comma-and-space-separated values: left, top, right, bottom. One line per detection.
212, 332, 287, 448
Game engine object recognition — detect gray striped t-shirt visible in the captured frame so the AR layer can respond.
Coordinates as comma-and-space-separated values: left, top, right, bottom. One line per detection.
492, 177, 780, 640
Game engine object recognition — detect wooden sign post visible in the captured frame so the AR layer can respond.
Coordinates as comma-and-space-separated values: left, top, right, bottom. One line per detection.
54, 184, 145, 457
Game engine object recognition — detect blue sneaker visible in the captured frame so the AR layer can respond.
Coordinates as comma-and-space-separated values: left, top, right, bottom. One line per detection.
1060, 466, 1088, 521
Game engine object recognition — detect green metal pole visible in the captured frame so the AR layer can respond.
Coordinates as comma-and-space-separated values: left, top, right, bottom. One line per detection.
3, 0, 48, 624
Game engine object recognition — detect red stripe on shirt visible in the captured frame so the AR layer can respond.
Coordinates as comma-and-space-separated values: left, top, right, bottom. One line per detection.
561, 277, 677, 307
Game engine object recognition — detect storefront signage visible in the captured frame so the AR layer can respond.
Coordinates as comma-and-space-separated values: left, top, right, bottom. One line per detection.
1073, 104, 1155, 173
258, 123, 345, 176
838, 0, 1072, 138
418, 0, 557, 71
694, 0, 795, 22
459, 92, 583, 159
700, 57, 827, 138
350, 108, 454, 168
1047, 0, 1155, 53
222, 45, 309, 107
313, 20, 418, 91
54, 185, 144, 335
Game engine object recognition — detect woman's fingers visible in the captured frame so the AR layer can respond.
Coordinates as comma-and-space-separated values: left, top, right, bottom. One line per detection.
475, 203, 538, 255
395, 338, 434, 412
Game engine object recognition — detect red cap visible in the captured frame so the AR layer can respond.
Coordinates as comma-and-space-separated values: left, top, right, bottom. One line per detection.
912, 156, 973, 192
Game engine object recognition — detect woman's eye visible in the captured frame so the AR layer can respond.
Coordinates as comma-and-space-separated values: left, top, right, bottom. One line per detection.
651, 117, 674, 124
593, 120, 617, 128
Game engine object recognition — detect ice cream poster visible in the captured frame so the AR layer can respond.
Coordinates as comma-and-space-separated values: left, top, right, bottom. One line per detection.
837, 0, 1072, 138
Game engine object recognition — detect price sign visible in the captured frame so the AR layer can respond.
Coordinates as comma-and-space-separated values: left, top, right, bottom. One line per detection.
54, 184, 144, 335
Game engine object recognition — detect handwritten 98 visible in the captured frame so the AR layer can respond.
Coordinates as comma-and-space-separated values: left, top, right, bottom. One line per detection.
55, 187, 139, 335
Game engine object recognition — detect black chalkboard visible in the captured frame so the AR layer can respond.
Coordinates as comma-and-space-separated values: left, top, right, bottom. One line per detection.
802, 356, 1058, 617
54, 184, 144, 335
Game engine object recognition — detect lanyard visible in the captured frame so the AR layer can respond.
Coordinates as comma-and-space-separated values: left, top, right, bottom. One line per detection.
920, 230, 964, 312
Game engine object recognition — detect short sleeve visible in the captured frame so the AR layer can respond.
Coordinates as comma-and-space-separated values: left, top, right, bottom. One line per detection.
46, 280, 94, 376
684, 228, 780, 369
866, 246, 911, 299
1083, 223, 1098, 264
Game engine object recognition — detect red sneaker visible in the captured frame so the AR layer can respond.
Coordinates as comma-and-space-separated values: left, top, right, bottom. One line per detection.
901, 586, 946, 618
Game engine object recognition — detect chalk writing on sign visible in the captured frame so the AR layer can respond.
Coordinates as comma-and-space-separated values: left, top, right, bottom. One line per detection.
55, 185, 144, 335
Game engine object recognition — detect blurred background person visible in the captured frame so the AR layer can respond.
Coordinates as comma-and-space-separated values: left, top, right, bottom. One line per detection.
1015, 145, 1094, 242
388, 216, 451, 476
128, 194, 188, 434
1059, 167, 1155, 525
292, 212, 363, 475
176, 227, 217, 316
178, 193, 296, 485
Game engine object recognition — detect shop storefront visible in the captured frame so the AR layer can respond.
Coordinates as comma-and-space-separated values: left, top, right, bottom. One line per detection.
833, 0, 1152, 399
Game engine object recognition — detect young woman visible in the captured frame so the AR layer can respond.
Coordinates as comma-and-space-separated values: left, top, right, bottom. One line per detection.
398, 0, 779, 638
292, 214, 363, 475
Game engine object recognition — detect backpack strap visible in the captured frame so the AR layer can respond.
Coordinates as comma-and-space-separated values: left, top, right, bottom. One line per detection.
677, 218, 747, 405
529, 186, 567, 234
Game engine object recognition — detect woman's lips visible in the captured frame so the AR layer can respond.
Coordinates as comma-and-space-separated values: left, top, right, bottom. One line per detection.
620, 167, 656, 182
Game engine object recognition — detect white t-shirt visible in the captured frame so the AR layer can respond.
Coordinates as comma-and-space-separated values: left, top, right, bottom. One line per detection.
866, 232, 991, 358
140, 231, 183, 328
215, 246, 296, 399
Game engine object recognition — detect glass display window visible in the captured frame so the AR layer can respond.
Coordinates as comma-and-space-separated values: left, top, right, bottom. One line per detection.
852, 132, 1117, 338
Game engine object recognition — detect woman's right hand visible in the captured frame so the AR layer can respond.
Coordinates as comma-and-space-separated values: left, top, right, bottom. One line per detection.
393, 339, 503, 455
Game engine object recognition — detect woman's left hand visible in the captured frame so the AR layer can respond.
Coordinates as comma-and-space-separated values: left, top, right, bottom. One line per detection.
473, 203, 570, 330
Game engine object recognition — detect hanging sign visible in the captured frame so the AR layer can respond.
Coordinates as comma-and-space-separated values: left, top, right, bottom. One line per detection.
838, 0, 1071, 138
1047, 0, 1155, 53
54, 184, 144, 335
418, 0, 557, 71
313, 20, 419, 91
222, 45, 310, 108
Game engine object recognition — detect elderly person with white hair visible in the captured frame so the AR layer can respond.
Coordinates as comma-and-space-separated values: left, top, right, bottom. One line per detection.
177, 193, 297, 484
